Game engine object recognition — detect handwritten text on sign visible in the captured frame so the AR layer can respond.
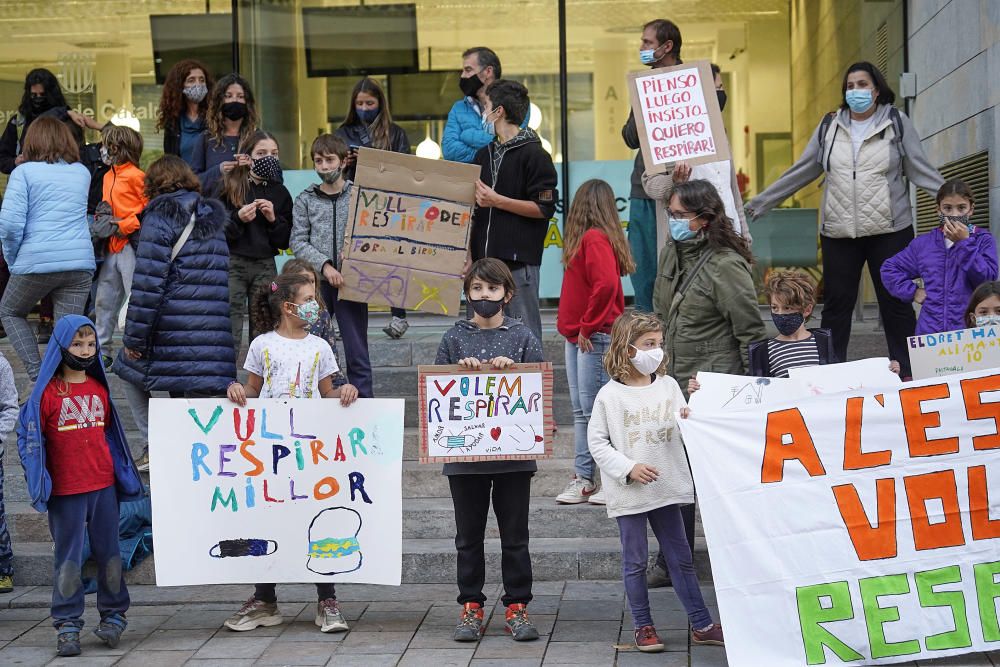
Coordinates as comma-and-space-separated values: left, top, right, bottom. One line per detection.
908, 325, 1000, 380
148, 398, 404, 586
678, 368, 1000, 666
638, 68, 714, 162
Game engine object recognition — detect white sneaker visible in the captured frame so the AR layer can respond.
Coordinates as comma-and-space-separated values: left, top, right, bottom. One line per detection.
556, 477, 597, 504
315, 598, 349, 633
224, 597, 283, 631
588, 488, 606, 505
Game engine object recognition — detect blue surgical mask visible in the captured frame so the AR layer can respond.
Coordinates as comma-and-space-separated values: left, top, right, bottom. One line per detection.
669, 217, 698, 242
639, 49, 657, 65
845, 89, 874, 114
356, 107, 379, 124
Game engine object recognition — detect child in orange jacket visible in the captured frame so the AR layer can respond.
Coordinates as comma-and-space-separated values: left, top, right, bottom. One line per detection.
95, 125, 147, 370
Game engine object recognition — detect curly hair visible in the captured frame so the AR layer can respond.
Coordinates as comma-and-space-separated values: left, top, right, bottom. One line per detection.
281, 258, 325, 311
604, 312, 667, 383
205, 73, 259, 148
144, 155, 201, 199
765, 271, 817, 312
18, 68, 66, 119
669, 179, 753, 265
156, 59, 214, 134
251, 272, 312, 335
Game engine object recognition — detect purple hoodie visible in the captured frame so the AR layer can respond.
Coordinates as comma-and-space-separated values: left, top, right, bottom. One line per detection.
881, 226, 998, 335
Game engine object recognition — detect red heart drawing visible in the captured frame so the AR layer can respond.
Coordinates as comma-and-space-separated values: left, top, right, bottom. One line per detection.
490, 427, 502, 441
534, 435, 543, 442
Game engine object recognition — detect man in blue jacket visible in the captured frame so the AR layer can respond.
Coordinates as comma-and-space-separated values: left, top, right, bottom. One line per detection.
442, 47, 503, 163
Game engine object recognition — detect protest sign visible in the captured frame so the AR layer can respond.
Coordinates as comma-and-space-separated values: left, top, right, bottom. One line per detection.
687, 372, 802, 413
788, 357, 901, 395
339, 148, 479, 316
909, 325, 1000, 380
679, 368, 1000, 666
148, 398, 404, 586
628, 60, 730, 173
418, 363, 555, 463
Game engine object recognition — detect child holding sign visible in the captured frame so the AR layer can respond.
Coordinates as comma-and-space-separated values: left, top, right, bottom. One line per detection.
224, 271, 357, 634
434, 258, 544, 643
964, 280, 1000, 327
588, 312, 723, 653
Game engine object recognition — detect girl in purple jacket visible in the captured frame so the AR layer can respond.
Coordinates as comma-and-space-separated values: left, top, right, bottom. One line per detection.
881, 180, 997, 334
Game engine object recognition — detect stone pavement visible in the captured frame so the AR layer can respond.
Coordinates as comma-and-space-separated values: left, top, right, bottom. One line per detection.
1, 583, 999, 667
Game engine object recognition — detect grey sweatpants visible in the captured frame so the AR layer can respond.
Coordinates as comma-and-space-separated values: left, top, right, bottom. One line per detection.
94, 245, 136, 351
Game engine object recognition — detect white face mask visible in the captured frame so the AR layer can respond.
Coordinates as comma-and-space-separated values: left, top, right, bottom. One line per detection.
975, 314, 1000, 328
630, 345, 664, 375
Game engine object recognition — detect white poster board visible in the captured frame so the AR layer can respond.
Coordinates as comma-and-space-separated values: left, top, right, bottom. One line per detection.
687, 372, 802, 413
788, 357, 901, 395
908, 325, 1000, 380
149, 398, 404, 586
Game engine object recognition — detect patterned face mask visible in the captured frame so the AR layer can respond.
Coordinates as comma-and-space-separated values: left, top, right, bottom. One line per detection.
251, 155, 282, 182
288, 299, 321, 326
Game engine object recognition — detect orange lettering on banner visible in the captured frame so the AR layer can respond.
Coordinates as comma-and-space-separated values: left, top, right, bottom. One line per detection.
761, 408, 826, 483
968, 465, 1000, 540
960, 375, 1000, 450
842, 397, 891, 470
899, 384, 960, 457
832, 479, 897, 560
903, 470, 966, 551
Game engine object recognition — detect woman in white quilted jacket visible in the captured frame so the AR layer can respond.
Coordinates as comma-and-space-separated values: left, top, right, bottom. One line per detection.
746, 62, 943, 379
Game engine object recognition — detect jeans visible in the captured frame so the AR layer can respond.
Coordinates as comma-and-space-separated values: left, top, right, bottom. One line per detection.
627, 198, 657, 312
655, 503, 696, 573
94, 245, 136, 351
229, 254, 276, 349
321, 282, 373, 398
449, 471, 533, 607
504, 263, 543, 343
820, 227, 916, 377
618, 504, 712, 630
254, 583, 337, 603
565, 333, 610, 482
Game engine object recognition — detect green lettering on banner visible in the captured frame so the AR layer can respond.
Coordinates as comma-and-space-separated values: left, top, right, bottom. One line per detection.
211, 486, 238, 512
860, 574, 921, 659
914, 565, 972, 650
974, 560, 1000, 641
795, 581, 864, 665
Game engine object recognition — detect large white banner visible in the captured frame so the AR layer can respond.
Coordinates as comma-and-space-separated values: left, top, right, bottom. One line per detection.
679, 369, 1000, 666
149, 398, 404, 586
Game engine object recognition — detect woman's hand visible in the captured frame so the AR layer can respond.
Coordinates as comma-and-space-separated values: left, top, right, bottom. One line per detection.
687, 375, 701, 394
238, 202, 258, 223
914, 287, 927, 305
227, 382, 247, 406
628, 463, 659, 484
457, 357, 482, 370
942, 219, 970, 242
577, 336, 593, 353
672, 162, 692, 183
337, 383, 359, 406
256, 199, 275, 223
123, 347, 141, 361
322, 263, 344, 288
490, 356, 515, 369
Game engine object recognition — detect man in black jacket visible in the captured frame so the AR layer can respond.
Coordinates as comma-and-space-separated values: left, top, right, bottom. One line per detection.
469, 80, 557, 343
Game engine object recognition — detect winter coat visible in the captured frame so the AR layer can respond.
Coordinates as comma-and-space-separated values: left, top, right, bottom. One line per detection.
101, 162, 148, 254
335, 122, 410, 182
880, 226, 998, 335
17, 314, 142, 513
290, 181, 353, 273
220, 179, 293, 259
653, 235, 765, 398
0, 161, 95, 275
748, 328, 837, 377
115, 190, 237, 393
469, 129, 558, 266
442, 98, 495, 163
747, 105, 944, 239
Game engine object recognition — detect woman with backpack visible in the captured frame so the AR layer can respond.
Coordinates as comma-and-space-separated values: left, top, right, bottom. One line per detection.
746, 61, 944, 379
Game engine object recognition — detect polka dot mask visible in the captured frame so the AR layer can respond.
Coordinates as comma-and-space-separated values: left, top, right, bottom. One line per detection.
251, 155, 282, 183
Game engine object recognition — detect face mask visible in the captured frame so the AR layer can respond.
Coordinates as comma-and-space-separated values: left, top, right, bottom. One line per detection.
469, 297, 504, 319
60, 347, 96, 372
221, 101, 248, 121
459, 74, 484, 98
290, 300, 321, 326
716, 90, 727, 112
669, 216, 698, 242
939, 212, 971, 227
317, 167, 341, 185
251, 155, 282, 182
771, 312, 805, 336
639, 48, 659, 66
481, 109, 497, 137
30, 95, 50, 113
630, 345, 664, 375
183, 83, 208, 103
975, 314, 1000, 328
356, 108, 379, 125
99, 145, 113, 166
845, 89, 873, 114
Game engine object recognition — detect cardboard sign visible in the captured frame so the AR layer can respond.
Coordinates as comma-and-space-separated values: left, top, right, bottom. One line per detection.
339, 148, 480, 316
148, 398, 404, 586
418, 364, 555, 464
908, 325, 1000, 379
678, 367, 1000, 666
628, 60, 731, 173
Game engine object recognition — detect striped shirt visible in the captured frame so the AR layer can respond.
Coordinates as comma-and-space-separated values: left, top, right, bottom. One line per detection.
767, 336, 820, 378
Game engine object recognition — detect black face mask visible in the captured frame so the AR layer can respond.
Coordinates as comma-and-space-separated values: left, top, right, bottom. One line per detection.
469, 298, 504, 319
771, 312, 804, 336
30, 95, 50, 113
60, 347, 97, 372
221, 101, 248, 121
716, 90, 727, 112
459, 74, 484, 98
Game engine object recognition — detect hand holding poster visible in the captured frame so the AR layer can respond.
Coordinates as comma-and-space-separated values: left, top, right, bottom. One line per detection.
418, 364, 554, 463
339, 148, 480, 316
628, 60, 730, 173
149, 398, 404, 586
908, 325, 1000, 379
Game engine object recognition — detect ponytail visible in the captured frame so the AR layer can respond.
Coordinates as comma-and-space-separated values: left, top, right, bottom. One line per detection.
250, 273, 311, 335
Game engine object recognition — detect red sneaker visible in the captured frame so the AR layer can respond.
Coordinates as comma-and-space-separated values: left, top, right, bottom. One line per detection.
634, 625, 664, 652
691, 623, 724, 645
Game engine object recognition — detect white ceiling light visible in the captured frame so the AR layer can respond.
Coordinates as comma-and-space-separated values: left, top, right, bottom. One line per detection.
539, 136, 552, 154
109, 108, 140, 131
528, 102, 542, 131
415, 135, 442, 160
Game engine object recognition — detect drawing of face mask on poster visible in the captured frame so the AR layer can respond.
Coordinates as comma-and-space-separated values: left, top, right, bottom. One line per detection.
148, 398, 404, 586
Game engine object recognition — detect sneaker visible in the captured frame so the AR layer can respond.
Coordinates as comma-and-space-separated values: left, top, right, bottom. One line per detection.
101, 354, 114, 372
504, 603, 539, 641
56, 630, 81, 657
94, 613, 127, 648
452, 602, 484, 642
36, 318, 53, 345
0, 575, 12, 593
588, 488, 606, 505
646, 563, 671, 588
635, 625, 665, 652
135, 450, 150, 473
224, 597, 283, 631
315, 598, 349, 633
383, 316, 409, 339
691, 623, 724, 646
555, 477, 596, 504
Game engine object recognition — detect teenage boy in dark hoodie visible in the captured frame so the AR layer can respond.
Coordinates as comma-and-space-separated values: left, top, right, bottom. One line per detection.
470, 80, 558, 344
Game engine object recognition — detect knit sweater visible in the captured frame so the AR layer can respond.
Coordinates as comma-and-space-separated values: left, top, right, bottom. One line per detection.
588, 375, 695, 518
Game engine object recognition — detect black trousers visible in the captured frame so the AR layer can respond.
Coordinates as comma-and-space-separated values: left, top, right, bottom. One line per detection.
820, 227, 916, 377
254, 583, 336, 603
448, 471, 533, 607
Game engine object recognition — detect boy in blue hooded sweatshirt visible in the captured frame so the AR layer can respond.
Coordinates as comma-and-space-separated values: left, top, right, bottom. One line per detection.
17, 315, 142, 657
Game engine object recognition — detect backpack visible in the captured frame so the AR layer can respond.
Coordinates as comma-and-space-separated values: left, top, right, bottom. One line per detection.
817, 106, 907, 172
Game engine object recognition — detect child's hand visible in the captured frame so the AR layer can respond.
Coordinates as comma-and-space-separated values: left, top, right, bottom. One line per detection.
628, 463, 660, 484
227, 382, 247, 406
257, 199, 276, 223
889, 360, 901, 375
680, 407, 691, 419
914, 287, 927, 304
238, 202, 257, 223
457, 357, 482, 370
942, 218, 970, 242
687, 374, 700, 394
338, 384, 359, 406
490, 356, 515, 369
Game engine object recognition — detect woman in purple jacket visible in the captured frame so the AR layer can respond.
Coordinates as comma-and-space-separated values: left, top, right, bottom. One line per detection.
881, 179, 997, 335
